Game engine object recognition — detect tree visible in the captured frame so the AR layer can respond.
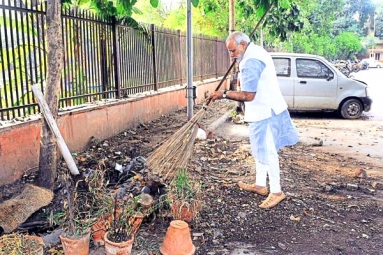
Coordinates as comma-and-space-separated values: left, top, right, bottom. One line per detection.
334, 32, 363, 59
333, 0, 375, 36
38, 0, 64, 189
375, 3, 383, 39
37, 0, 168, 189
306, 0, 343, 36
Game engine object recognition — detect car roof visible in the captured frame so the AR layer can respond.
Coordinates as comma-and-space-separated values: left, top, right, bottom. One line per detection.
269, 52, 323, 59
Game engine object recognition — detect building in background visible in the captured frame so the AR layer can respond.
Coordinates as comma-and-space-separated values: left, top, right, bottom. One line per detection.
368, 12, 383, 62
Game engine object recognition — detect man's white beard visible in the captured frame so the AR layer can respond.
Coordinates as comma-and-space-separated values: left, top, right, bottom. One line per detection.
235, 56, 243, 62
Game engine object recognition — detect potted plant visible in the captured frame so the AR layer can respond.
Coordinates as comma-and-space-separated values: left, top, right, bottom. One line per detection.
58, 178, 96, 255
59, 166, 112, 255
168, 168, 203, 222
103, 195, 141, 255
0, 233, 44, 255
85, 166, 114, 246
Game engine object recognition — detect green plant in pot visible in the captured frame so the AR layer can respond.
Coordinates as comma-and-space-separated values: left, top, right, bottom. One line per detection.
103, 195, 141, 255
58, 166, 112, 255
85, 165, 114, 246
168, 168, 203, 222
58, 177, 97, 255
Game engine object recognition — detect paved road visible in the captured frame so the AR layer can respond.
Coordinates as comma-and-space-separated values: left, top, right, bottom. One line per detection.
352, 68, 383, 121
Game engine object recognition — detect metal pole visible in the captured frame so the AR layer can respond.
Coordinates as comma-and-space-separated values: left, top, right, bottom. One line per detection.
151, 24, 158, 91
186, 0, 193, 120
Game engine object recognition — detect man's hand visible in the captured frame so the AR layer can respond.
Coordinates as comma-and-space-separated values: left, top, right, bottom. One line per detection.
207, 90, 225, 102
208, 90, 255, 103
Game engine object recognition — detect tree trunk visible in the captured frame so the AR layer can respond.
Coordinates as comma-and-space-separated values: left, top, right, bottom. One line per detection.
37, 0, 63, 189
229, 0, 235, 33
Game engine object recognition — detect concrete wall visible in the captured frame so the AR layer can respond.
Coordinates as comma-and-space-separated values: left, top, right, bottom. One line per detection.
0, 78, 229, 187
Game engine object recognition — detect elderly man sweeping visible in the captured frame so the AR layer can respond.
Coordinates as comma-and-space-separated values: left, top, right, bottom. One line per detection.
208, 31, 299, 209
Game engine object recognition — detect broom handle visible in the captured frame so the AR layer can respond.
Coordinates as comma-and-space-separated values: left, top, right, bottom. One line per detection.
205, 2, 274, 106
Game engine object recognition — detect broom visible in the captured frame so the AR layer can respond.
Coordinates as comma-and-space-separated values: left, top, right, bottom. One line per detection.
146, 4, 274, 182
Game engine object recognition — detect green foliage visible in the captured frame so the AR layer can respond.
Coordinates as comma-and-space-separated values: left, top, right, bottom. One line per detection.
306, 0, 343, 36
333, 0, 375, 37
108, 195, 138, 242
61, 163, 113, 237
150, 0, 159, 8
265, 2, 304, 41
375, 3, 383, 39
191, 0, 199, 8
334, 32, 363, 59
236, 0, 303, 42
163, 9, 187, 30
362, 35, 378, 51
193, 0, 229, 37
171, 168, 201, 202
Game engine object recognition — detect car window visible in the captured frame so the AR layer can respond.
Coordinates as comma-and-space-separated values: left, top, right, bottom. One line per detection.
273, 58, 291, 77
296, 58, 333, 79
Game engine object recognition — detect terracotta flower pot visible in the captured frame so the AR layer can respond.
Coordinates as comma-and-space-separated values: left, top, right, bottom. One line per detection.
160, 220, 195, 255
91, 217, 109, 246
91, 212, 115, 246
59, 231, 90, 255
92, 209, 122, 246
104, 232, 134, 255
130, 212, 145, 235
171, 201, 196, 222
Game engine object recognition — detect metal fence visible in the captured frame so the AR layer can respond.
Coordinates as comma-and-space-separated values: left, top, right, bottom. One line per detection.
0, 1, 230, 121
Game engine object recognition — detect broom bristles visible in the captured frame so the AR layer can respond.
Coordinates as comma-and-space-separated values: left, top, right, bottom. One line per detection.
146, 107, 207, 181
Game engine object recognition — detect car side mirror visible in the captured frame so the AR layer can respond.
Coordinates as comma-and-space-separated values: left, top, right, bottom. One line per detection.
327, 72, 334, 81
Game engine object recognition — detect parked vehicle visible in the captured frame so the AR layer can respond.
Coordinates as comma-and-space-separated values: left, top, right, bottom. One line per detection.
271, 52, 373, 119
333, 60, 351, 77
361, 61, 369, 70
361, 58, 382, 68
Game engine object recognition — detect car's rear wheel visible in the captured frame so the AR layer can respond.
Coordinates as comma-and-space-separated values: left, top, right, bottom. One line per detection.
340, 99, 363, 119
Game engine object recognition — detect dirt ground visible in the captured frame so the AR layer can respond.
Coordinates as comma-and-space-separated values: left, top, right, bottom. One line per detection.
0, 100, 382, 255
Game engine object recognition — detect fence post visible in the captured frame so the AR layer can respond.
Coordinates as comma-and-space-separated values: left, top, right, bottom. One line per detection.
100, 37, 108, 98
150, 24, 158, 91
178, 29, 183, 86
112, 17, 120, 98
215, 37, 218, 78
200, 35, 203, 81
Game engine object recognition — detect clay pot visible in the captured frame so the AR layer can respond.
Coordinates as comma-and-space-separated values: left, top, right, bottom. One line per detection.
92, 209, 122, 246
160, 220, 195, 255
130, 212, 145, 235
91, 217, 109, 246
171, 201, 196, 222
0, 234, 44, 255
104, 232, 134, 255
59, 231, 90, 255
138, 193, 154, 215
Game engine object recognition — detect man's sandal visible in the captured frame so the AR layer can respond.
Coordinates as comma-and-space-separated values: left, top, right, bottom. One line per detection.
259, 192, 286, 209
238, 181, 268, 196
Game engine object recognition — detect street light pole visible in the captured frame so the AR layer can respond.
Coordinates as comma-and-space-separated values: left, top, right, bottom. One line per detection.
186, 0, 193, 120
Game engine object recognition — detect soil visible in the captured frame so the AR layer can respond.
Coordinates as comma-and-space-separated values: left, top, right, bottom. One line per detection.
0, 100, 382, 255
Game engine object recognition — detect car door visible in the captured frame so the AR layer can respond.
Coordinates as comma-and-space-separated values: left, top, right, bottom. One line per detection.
273, 57, 294, 108
293, 58, 337, 110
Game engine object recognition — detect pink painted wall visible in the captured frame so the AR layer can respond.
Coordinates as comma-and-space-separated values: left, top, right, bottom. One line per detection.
0, 79, 229, 186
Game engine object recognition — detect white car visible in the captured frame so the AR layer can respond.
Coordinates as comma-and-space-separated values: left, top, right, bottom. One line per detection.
271, 52, 373, 119
362, 58, 382, 68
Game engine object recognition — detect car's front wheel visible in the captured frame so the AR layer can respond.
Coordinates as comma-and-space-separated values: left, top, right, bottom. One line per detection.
340, 99, 363, 119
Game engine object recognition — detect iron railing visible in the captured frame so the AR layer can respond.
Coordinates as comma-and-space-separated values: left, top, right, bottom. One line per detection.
0, 1, 230, 121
